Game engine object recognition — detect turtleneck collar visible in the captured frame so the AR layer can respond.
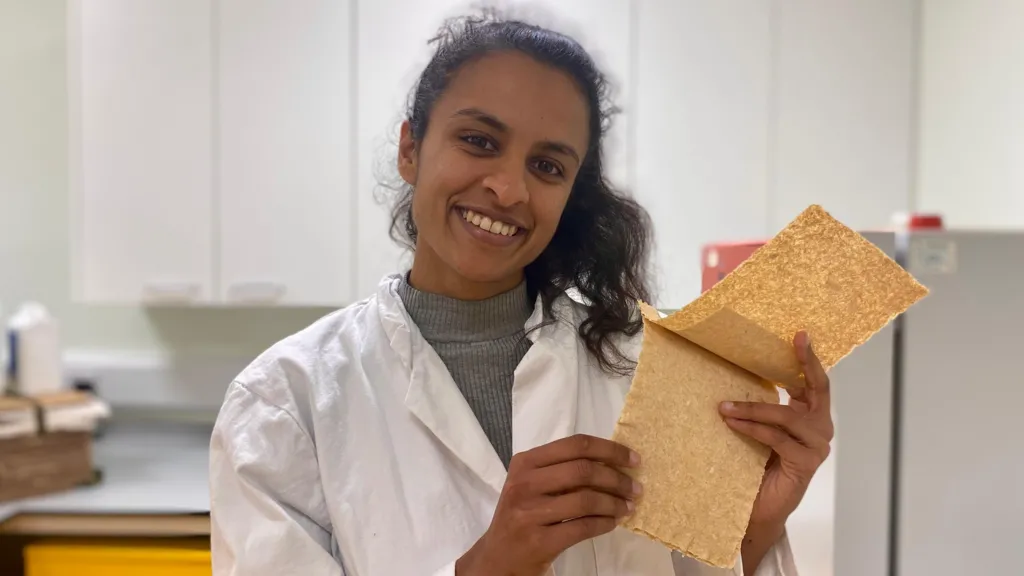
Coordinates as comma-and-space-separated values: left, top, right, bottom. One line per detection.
395, 272, 533, 343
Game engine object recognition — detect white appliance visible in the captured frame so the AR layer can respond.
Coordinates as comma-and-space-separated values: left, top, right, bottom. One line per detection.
704, 228, 1024, 576
834, 229, 1024, 576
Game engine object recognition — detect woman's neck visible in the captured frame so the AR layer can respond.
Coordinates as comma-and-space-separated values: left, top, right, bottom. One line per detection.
408, 247, 524, 301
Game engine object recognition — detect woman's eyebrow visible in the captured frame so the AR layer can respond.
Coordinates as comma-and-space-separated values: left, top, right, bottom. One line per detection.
452, 107, 508, 132
538, 141, 580, 166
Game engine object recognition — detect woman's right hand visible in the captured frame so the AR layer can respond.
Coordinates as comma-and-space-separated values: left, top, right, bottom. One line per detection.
455, 434, 642, 576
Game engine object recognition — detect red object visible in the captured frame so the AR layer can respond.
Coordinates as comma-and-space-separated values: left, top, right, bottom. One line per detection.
701, 241, 765, 292
908, 214, 943, 230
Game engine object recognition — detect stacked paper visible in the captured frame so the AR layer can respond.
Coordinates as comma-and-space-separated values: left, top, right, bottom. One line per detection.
0, 391, 110, 439
0, 397, 37, 439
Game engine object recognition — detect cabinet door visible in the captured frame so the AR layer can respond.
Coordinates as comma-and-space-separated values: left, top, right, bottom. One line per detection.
69, 0, 214, 304
354, 0, 633, 299
218, 0, 354, 306
634, 1, 772, 309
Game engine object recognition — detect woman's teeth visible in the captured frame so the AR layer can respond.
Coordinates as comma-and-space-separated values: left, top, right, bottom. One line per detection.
462, 209, 519, 237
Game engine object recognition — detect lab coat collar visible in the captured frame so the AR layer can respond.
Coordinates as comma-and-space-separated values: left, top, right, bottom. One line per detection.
377, 275, 507, 494
376, 275, 583, 495
514, 293, 582, 455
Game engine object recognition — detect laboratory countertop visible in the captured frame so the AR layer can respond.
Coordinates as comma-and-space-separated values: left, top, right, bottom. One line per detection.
0, 420, 212, 525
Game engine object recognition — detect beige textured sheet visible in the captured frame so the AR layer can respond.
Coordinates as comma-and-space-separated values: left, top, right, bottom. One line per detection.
612, 205, 929, 567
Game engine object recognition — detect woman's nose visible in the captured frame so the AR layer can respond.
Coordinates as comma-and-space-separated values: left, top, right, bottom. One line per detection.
482, 166, 529, 207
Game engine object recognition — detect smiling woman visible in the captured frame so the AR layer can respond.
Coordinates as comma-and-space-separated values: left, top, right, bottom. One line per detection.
402, 64, 584, 279
210, 9, 804, 576
388, 14, 653, 374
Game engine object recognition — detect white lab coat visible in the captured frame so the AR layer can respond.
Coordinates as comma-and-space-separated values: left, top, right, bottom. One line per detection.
210, 274, 798, 576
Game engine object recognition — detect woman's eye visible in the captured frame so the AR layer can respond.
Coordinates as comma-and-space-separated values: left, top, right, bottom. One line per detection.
462, 135, 496, 151
533, 159, 564, 177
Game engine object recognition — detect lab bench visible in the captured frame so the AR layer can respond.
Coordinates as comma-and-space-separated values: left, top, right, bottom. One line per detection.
0, 421, 213, 574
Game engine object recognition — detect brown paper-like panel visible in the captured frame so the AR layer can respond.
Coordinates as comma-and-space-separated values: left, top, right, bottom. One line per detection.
614, 205, 929, 567
658, 204, 930, 374
614, 317, 777, 568
673, 307, 804, 389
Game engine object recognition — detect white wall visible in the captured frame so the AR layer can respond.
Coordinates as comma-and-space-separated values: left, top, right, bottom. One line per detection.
916, 0, 1024, 228
638, 0, 917, 308
635, 0, 772, 308
770, 0, 916, 233
0, 0, 332, 357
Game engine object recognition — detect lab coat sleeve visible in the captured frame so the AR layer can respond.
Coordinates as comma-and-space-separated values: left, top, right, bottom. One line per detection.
672, 530, 799, 575
210, 381, 343, 576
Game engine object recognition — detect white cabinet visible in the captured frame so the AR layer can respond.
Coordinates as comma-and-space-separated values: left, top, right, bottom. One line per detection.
770, 0, 915, 232
218, 0, 354, 306
634, 0, 772, 309
69, 0, 916, 310
71, 0, 355, 306
69, 0, 214, 304
354, 0, 635, 299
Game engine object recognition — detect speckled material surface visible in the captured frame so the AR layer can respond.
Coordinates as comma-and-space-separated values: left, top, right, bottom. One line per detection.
613, 205, 928, 568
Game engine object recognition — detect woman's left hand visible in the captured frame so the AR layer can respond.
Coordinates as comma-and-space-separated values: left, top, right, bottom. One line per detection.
718, 331, 835, 571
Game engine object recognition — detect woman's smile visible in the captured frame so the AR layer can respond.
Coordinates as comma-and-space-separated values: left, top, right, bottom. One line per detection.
452, 206, 526, 249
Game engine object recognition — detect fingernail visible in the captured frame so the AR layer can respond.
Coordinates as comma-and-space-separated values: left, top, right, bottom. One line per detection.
721, 401, 735, 412
804, 333, 813, 353
632, 480, 643, 495
626, 500, 636, 513
629, 450, 641, 467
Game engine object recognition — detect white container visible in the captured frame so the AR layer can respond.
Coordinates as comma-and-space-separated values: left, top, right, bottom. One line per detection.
7, 302, 64, 396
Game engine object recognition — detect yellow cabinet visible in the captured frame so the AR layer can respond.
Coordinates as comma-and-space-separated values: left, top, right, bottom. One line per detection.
25, 539, 210, 576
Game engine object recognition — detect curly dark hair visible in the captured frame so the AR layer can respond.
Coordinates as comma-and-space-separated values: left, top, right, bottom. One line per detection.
388, 10, 653, 375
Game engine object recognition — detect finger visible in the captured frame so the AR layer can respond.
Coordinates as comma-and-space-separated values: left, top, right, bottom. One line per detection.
719, 401, 828, 449
537, 489, 633, 525
723, 418, 816, 464
520, 434, 640, 471
787, 395, 811, 414
786, 384, 809, 403
781, 386, 811, 415
544, 515, 618, 556
530, 459, 642, 500
794, 331, 831, 413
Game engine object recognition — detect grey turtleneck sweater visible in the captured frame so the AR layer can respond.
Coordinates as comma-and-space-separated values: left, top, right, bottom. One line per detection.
396, 274, 532, 468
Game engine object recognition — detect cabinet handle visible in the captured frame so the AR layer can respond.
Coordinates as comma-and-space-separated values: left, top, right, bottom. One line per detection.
142, 281, 201, 304
227, 281, 286, 304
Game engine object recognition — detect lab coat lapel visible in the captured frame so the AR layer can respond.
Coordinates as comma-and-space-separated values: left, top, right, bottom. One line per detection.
404, 340, 507, 495
378, 276, 507, 496
512, 297, 580, 455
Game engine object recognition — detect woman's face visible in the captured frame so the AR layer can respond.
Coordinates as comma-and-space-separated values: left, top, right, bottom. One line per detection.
399, 51, 591, 298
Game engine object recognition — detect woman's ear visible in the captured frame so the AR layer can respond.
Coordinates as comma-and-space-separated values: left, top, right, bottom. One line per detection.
397, 120, 418, 186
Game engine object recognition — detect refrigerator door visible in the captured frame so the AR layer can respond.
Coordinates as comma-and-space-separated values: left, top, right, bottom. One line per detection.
897, 230, 1024, 575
